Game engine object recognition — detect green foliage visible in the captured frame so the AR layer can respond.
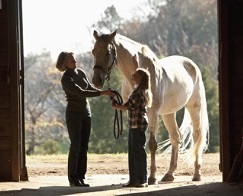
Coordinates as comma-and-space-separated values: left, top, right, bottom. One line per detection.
201, 67, 219, 152
41, 139, 60, 155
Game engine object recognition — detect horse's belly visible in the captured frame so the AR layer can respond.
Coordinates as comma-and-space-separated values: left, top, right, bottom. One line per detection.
158, 78, 194, 114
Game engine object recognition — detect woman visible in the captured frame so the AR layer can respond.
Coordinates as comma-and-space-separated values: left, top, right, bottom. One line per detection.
56, 52, 113, 187
111, 58, 153, 188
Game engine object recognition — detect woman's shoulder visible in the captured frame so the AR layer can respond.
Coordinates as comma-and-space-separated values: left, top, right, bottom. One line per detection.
76, 67, 85, 72
76, 68, 86, 76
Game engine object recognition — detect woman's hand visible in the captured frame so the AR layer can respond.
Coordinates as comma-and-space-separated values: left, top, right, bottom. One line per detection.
100, 90, 115, 97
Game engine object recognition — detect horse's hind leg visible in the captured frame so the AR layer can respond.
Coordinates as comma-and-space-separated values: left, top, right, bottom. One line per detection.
161, 113, 180, 182
186, 103, 207, 181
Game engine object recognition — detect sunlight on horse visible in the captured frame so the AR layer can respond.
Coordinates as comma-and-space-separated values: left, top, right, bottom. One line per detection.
91, 30, 209, 184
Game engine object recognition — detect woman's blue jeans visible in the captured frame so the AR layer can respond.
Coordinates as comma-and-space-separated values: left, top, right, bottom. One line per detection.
66, 110, 91, 183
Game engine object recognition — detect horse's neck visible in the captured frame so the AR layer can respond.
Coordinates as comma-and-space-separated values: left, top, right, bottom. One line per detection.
114, 35, 162, 91
114, 40, 138, 86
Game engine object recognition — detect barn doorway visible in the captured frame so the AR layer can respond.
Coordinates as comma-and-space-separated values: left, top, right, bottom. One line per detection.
21, 0, 220, 179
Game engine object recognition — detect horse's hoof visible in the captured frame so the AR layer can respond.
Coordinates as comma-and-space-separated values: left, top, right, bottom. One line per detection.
161, 173, 174, 182
148, 177, 158, 185
192, 174, 201, 181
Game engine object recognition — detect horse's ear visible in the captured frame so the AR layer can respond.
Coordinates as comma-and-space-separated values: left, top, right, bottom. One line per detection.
108, 30, 117, 43
133, 54, 139, 68
112, 29, 117, 34
93, 30, 99, 40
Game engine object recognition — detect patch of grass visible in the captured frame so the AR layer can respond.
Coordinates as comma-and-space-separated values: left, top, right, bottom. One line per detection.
26, 154, 68, 163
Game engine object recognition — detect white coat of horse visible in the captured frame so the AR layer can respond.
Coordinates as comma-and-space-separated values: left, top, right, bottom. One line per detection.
91, 30, 209, 184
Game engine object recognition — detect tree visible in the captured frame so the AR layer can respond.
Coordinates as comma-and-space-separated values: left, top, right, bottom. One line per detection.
91, 5, 122, 33
25, 51, 67, 154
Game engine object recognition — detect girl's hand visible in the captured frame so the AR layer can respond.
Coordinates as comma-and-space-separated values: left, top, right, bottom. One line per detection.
111, 99, 117, 108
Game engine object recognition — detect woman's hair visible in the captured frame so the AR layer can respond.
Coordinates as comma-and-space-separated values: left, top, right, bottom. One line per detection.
136, 68, 153, 107
56, 52, 73, 72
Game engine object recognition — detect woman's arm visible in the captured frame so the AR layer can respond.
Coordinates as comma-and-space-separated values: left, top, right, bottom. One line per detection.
62, 75, 101, 97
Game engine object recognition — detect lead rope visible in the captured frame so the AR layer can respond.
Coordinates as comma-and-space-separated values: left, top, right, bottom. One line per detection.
110, 90, 123, 139
106, 80, 123, 139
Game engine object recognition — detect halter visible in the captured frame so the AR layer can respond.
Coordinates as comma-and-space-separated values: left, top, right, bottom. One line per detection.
93, 42, 117, 81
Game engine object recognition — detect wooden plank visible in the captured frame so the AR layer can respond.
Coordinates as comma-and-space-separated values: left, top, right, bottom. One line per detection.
0, 94, 11, 108
0, 0, 7, 10
0, 12, 7, 52
218, 0, 231, 182
0, 83, 11, 109
0, 109, 10, 119
8, 0, 21, 182
0, 67, 7, 82
0, 137, 11, 150
0, 0, 22, 181
0, 150, 11, 180
0, 52, 8, 66
224, 0, 243, 183
0, 10, 7, 24
0, 39, 8, 52
0, 122, 11, 136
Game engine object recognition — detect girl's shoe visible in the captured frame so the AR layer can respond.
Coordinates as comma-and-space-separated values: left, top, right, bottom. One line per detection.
122, 181, 139, 187
136, 183, 148, 187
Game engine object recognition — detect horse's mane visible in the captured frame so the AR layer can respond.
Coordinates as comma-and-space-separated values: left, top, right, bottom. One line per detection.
115, 34, 142, 46
115, 34, 160, 63
141, 45, 159, 61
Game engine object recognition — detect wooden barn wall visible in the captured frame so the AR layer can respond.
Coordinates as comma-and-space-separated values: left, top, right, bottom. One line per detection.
219, 0, 243, 182
0, 0, 22, 181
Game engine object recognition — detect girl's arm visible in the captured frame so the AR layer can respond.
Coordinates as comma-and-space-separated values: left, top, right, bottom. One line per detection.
111, 100, 128, 111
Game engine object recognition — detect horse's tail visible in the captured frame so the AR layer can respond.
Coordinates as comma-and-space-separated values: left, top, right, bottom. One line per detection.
157, 108, 194, 154
178, 108, 193, 153
181, 78, 210, 164
193, 80, 209, 155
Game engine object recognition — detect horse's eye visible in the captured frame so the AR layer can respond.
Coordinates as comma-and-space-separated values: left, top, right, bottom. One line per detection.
106, 51, 110, 56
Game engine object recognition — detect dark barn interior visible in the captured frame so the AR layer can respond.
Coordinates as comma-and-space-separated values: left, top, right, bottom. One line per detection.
0, 0, 242, 183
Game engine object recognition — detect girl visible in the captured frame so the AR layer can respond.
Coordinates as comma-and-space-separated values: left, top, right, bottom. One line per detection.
111, 59, 152, 188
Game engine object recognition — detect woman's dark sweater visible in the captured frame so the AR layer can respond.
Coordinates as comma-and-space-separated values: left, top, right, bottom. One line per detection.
61, 68, 101, 112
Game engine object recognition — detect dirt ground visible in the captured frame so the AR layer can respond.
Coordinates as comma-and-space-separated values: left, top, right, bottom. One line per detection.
1, 153, 243, 196
27, 153, 221, 178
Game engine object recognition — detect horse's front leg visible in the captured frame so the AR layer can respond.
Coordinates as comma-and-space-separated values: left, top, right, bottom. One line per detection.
161, 113, 180, 182
147, 110, 158, 185
148, 129, 158, 185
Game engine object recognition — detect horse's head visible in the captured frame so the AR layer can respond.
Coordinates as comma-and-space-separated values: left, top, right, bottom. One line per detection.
92, 30, 117, 88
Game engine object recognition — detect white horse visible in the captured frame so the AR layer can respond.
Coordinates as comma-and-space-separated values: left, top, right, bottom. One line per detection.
91, 30, 209, 184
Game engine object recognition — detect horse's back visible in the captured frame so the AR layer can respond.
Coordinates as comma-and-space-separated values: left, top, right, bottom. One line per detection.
159, 55, 201, 84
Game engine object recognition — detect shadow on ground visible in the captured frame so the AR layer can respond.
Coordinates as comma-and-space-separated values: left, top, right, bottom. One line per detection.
0, 181, 242, 196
